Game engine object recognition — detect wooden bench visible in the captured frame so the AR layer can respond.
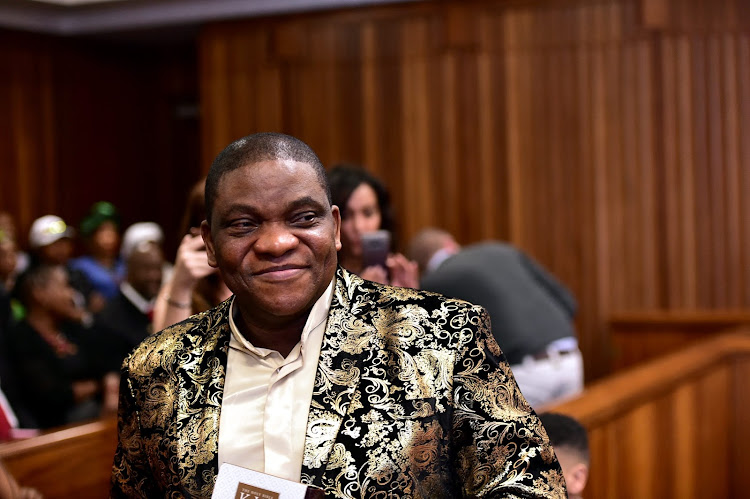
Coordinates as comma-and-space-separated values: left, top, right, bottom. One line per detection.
546, 329, 750, 499
0, 416, 117, 498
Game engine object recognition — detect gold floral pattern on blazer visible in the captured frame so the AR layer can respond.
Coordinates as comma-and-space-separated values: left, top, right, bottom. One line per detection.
111, 267, 565, 498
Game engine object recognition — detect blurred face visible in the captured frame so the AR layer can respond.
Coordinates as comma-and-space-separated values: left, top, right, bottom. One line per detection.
40, 238, 74, 265
91, 221, 120, 258
0, 240, 17, 280
127, 244, 164, 300
340, 183, 381, 258
203, 159, 341, 330
34, 267, 80, 321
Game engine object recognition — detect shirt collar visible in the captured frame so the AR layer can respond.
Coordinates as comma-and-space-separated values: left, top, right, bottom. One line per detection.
228, 277, 335, 358
120, 281, 153, 314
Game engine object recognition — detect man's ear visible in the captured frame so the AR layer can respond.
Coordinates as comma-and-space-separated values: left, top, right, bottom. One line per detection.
201, 220, 218, 268
331, 205, 342, 251
566, 462, 589, 496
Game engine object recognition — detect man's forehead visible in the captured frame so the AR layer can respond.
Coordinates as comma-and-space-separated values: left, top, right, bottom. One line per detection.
217, 159, 327, 197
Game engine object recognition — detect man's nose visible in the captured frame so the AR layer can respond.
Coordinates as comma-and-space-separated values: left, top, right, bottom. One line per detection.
254, 223, 299, 256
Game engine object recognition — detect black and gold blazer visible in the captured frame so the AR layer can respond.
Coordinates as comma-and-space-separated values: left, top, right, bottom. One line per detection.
111, 268, 565, 498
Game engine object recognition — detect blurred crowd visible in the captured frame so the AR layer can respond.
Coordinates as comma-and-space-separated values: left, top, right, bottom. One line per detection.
0, 202, 168, 434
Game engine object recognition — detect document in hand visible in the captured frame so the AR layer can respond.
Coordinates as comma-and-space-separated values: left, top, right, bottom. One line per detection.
212, 463, 325, 499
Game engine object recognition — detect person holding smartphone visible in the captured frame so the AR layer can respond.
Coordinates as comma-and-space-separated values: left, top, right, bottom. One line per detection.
151, 178, 232, 331
327, 164, 418, 288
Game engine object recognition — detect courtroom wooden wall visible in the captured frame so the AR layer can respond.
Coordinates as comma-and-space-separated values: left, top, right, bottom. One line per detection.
0, 30, 200, 259
199, 0, 750, 381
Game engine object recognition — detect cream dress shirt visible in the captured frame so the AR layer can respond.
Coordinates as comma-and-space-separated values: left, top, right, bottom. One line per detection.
217, 279, 334, 481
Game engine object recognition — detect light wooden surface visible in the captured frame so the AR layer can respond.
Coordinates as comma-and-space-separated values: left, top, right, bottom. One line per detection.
0, 416, 117, 499
547, 330, 750, 499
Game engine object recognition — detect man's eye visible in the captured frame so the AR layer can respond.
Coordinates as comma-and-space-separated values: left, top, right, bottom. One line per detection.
293, 213, 317, 225
229, 220, 256, 230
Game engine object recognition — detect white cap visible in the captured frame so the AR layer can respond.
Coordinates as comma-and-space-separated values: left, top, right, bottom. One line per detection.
28, 215, 75, 249
121, 222, 164, 261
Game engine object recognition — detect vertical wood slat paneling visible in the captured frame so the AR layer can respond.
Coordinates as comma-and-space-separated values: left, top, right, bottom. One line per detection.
199, 0, 750, 380
740, 36, 750, 306
2, 32, 201, 258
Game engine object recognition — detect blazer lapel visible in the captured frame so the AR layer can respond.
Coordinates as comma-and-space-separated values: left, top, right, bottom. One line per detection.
301, 268, 373, 484
172, 300, 232, 496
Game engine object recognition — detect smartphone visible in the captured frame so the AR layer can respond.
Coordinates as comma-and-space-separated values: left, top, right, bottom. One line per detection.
361, 230, 391, 268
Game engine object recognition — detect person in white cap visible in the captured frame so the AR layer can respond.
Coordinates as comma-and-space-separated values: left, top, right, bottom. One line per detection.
120, 222, 164, 264
28, 215, 95, 318
28, 215, 76, 266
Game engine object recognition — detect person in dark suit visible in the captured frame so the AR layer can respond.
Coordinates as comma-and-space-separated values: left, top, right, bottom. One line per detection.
95, 240, 164, 370
111, 133, 565, 498
408, 228, 583, 408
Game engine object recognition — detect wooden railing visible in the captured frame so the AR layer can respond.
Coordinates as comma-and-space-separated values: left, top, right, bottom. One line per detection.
547, 329, 750, 499
609, 310, 750, 371
0, 416, 117, 498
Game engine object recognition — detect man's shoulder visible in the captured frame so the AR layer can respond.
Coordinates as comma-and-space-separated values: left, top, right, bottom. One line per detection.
123, 300, 231, 376
350, 273, 488, 318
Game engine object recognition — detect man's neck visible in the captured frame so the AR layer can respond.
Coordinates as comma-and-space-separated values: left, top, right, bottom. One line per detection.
233, 306, 308, 358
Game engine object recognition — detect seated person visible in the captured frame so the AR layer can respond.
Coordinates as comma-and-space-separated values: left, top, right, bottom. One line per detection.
539, 412, 590, 499
0, 231, 17, 331
69, 202, 125, 310
7, 264, 118, 429
0, 212, 28, 277
27, 215, 95, 317
95, 241, 164, 370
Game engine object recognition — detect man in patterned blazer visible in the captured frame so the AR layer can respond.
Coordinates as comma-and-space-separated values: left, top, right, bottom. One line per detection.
111, 132, 565, 498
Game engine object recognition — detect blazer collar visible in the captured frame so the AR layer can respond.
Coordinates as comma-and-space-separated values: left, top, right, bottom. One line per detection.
300, 267, 374, 485
171, 298, 232, 495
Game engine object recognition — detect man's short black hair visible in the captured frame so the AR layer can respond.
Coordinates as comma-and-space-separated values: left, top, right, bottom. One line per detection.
539, 412, 589, 463
204, 133, 331, 223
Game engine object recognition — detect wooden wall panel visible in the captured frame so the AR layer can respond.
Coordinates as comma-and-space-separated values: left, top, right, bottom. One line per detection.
609, 310, 750, 369
198, 0, 750, 380
0, 31, 200, 259
0, 33, 59, 231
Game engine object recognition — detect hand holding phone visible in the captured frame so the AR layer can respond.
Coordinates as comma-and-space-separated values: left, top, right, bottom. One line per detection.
360, 230, 391, 269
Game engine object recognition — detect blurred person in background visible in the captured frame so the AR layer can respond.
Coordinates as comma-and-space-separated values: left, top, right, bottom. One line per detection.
539, 412, 590, 499
327, 164, 417, 288
409, 228, 583, 408
0, 213, 28, 279
69, 202, 125, 311
95, 239, 164, 371
152, 178, 231, 331
0, 231, 17, 331
27, 215, 94, 319
7, 264, 119, 428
